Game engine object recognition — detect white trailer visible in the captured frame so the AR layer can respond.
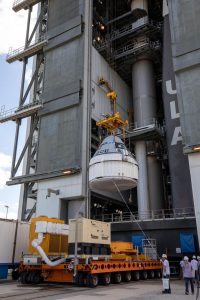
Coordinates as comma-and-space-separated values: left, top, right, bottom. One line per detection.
0, 219, 30, 279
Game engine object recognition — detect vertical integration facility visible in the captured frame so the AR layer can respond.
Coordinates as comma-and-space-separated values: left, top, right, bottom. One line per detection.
1, 0, 199, 257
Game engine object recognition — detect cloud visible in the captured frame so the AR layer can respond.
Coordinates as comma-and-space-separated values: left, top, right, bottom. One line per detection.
0, 0, 37, 54
0, 152, 12, 189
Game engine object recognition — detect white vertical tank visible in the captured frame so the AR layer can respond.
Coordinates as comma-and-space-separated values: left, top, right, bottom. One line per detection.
89, 135, 138, 191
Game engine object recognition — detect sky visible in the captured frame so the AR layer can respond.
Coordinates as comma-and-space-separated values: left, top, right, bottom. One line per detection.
0, 0, 37, 219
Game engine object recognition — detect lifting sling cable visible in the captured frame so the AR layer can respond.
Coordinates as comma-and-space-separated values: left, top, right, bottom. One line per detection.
111, 179, 160, 259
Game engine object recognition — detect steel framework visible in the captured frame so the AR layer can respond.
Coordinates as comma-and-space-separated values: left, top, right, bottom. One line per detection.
3, 0, 48, 220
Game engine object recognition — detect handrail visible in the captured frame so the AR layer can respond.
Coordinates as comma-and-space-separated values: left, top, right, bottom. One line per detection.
0, 101, 42, 119
6, 35, 46, 60
128, 118, 162, 131
93, 207, 195, 223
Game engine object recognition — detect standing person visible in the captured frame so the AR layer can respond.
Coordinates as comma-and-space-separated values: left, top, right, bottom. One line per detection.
181, 256, 194, 295
161, 254, 171, 294
191, 255, 198, 281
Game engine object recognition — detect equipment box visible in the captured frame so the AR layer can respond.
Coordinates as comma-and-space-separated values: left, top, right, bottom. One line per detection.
69, 218, 111, 245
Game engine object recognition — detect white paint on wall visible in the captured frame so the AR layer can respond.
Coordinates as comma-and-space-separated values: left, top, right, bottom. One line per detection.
36, 174, 83, 218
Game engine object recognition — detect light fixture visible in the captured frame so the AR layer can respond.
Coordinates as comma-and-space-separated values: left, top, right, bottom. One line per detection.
100, 24, 105, 31
63, 170, 72, 175
96, 36, 101, 42
192, 145, 200, 152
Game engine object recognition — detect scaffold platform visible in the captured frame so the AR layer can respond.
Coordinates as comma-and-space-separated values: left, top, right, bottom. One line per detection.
12, 0, 41, 12
0, 103, 42, 123
6, 38, 47, 63
126, 119, 163, 141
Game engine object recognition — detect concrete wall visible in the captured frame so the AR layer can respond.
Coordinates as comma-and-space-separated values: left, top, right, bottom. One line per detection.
35, 0, 92, 219
168, 0, 200, 149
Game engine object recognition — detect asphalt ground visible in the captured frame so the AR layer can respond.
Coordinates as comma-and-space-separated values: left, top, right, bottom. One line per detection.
0, 279, 198, 300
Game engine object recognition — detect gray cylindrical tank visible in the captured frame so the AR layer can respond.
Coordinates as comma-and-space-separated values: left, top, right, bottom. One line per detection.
130, 0, 148, 19
132, 59, 156, 127
132, 55, 165, 219
147, 155, 164, 211
135, 140, 149, 219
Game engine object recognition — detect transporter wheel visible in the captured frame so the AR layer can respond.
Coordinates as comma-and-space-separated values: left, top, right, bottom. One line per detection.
112, 272, 122, 284
155, 269, 161, 278
32, 272, 42, 284
132, 271, 140, 281
76, 273, 86, 287
122, 271, 132, 282
86, 274, 98, 288
148, 270, 155, 279
20, 271, 29, 284
26, 272, 33, 283
12, 269, 20, 280
141, 270, 148, 280
99, 273, 111, 285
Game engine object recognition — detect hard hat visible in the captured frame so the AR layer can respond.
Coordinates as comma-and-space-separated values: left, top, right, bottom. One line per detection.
192, 255, 196, 259
162, 254, 167, 258
184, 256, 189, 261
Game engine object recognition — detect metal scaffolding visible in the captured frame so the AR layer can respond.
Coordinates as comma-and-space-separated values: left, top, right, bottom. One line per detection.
4, 0, 48, 220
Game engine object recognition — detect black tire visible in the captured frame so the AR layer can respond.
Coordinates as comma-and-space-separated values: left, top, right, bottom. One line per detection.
32, 272, 42, 284
76, 273, 86, 287
155, 269, 161, 278
99, 273, 111, 285
27, 272, 35, 283
148, 270, 155, 279
86, 274, 98, 288
122, 271, 132, 282
26, 272, 33, 283
112, 272, 122, 284
132, 271, 140, 281
20, 271, 29, 284
12, 270, 20, 280
141, 270, 148, 280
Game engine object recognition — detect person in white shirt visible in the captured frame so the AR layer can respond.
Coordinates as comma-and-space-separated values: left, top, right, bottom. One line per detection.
161, 254, 171, 294
191, 255, 198, 280
181, 256, 194, 295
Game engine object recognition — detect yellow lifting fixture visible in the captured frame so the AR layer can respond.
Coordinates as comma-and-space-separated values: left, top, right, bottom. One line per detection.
97, 77, 128, 134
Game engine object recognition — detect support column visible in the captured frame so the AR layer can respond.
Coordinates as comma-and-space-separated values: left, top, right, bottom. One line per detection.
130, 0, 148, 19
132, 59, 157, 219
130, 0, 148, 13
135, 141, 149, 217
147, 155, 164, 211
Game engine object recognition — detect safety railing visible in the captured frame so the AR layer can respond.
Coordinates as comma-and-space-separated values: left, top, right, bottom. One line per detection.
93, 207, 195, 223
95, 17, 162, 52
0, 101, 42, 123
110, 17, 162, 41
6, 35, 47, 62
128, 118, 162, 131
114, 39, 161, 60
